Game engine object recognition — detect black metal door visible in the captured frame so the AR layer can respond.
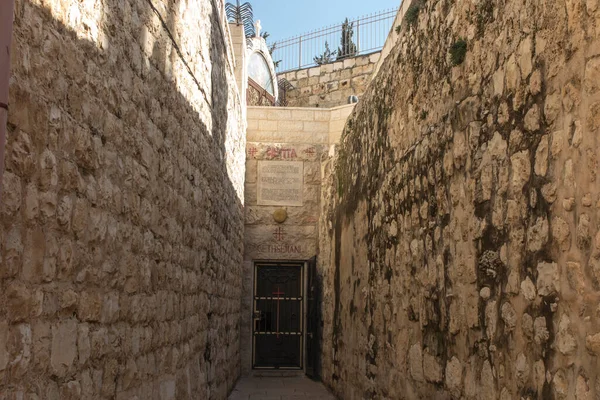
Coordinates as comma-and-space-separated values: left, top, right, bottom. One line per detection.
253, 262, 303, 369
305, 256, 320, 378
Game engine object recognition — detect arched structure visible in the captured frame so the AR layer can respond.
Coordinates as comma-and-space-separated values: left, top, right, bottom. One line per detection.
246, 36, 278, 106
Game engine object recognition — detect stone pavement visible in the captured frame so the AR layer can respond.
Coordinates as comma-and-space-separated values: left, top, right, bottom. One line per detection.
228, 376, 336, 400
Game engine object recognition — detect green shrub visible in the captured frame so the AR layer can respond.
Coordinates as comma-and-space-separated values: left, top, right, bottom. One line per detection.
476, 0, 494, 37
404, 4, 421, 26
450, 39, 468, 66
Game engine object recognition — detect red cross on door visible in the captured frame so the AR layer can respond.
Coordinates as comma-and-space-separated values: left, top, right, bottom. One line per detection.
272, 286, 285, 338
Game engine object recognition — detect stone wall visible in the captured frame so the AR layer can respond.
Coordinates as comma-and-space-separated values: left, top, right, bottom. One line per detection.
372, 0, 410, 77
278, 52, 381, 108
0, 0, 245, 398
241, 105, 353, 374
320, 0, 600, 399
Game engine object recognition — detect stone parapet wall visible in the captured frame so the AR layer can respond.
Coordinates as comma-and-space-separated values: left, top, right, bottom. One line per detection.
246, 105, 355, 146
278, 53, 381, 108
0, 0, 245, 398
320, 0, 600, 399
372, 0, 410, 77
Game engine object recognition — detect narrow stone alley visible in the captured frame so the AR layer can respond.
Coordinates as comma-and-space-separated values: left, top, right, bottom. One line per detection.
228, 376, 335, 400
2, 0, 600, 398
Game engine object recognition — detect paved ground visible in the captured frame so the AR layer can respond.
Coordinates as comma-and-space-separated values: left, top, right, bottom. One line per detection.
228, 376, 336, 400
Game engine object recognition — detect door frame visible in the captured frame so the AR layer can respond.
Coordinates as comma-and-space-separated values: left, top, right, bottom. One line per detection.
305, 256, 319, 378
251, 260, 308, 371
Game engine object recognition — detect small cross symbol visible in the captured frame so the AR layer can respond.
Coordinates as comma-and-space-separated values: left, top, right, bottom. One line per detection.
272, 286, 285, 298
273, 227, 285, 241
247, 147, 258, 157
272, 286, 285, 338
304, 147, 316, 156
267, 147, 280, 159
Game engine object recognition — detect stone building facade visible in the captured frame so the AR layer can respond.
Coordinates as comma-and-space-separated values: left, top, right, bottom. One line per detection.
320, 0, 600, 399
1, 0, 245, 398
278, 52, 381, 108
241, 104, 354, 374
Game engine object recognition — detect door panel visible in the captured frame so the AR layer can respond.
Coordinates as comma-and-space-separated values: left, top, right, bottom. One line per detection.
254, 335, 302, 369
253, 262, 303, 369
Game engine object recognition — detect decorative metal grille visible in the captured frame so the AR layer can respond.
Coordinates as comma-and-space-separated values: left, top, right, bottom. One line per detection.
253, 262, 304, 369
247, 78, 276, 106
276, 78, 294, 106
269, 7, 399, 73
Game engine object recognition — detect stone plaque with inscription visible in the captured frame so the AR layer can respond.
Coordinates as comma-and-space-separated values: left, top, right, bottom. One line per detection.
257, 161, 303, 206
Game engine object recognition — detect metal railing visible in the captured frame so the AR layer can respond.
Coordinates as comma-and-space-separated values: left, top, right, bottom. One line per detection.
269, 8, 399, 73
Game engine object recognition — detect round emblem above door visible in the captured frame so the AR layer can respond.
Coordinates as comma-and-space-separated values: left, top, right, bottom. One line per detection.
273, 208, 288, 223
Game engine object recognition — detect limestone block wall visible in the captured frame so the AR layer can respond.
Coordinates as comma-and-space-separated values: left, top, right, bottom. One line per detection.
278, 52, 381, 108
320, 0, 600, 398
0, 0, 245, 398
230, 23, 247, 120
241, 105, 353, 374
372, 0, 410, 77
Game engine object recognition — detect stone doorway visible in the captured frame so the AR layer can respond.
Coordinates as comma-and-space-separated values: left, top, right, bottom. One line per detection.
252, 261, 305, 370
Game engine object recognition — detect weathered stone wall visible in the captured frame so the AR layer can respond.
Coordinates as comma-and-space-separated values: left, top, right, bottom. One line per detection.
320, 0, 600, 398
278, 52, 380, 108
0, 0, 245, 398
372, 0, 410, 78
241, 104, 353, 374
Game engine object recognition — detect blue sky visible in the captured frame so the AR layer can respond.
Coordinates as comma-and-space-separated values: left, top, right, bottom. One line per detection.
251, 0, 402, 43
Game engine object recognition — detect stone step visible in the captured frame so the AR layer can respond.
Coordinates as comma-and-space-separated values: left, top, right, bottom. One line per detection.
250, 370, 305, 378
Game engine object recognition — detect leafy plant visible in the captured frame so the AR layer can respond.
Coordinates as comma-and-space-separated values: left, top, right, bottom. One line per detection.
449, 39, 468, 66
403, 3, 421, 27
268, 42, 282, 68
314, 41, 337, 65
476, 0, 494, 37
337, 18, 358, 60
225, 1, 255, 37
395, 25, 402, 34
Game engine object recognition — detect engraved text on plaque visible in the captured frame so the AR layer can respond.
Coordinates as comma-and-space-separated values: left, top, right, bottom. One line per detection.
257, 161, 303, 206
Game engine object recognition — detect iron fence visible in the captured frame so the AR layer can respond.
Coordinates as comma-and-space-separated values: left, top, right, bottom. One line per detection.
269, 7, 399, 73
